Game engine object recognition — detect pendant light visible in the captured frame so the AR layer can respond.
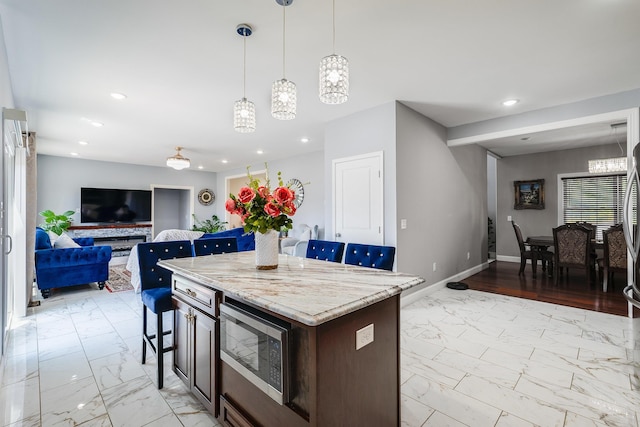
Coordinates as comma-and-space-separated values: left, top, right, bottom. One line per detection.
319, 0, 349, 104
271, 0, 296, 120
166, 146, 190, 170
234, 24, 256, 133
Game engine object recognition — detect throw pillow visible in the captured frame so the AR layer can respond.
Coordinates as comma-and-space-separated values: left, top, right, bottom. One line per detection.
54, 233, 81, 249
47, 231, 60, 247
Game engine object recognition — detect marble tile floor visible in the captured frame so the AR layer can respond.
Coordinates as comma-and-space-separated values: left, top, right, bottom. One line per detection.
1, 285, 640, 426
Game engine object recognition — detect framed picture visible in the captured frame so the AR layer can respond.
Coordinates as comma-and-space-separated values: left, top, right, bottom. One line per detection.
514, 179, 545, 210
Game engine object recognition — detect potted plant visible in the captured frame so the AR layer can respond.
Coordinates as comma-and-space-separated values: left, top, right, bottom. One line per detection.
39, 209, 75, 236
192, 214, 227, 233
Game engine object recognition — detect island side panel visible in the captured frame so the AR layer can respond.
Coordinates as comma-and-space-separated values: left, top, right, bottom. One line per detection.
315, 294, 400, 427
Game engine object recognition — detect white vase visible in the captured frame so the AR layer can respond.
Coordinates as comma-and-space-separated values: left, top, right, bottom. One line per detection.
255, 229, 279, 270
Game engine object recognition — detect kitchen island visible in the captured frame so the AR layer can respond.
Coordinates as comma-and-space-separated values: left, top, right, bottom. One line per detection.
160, 252, 424, 427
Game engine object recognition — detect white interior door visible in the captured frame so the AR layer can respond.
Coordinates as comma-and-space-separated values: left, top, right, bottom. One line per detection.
333, 152, 383, 245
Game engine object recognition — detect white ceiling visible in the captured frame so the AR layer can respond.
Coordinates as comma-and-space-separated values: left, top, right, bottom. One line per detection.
0, 0, 639, 171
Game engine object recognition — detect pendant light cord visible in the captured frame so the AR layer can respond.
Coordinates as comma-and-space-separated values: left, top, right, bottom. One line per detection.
243, 33, 247, 98
332, 0, 336, 54
282, 3, 286, 79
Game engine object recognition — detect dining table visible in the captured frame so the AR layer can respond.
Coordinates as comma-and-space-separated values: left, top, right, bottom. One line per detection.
525, 236, 554, 278
526, 235, 604, 278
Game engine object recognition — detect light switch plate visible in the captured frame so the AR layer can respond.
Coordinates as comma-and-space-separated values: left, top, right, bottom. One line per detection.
356, 324, 374, 350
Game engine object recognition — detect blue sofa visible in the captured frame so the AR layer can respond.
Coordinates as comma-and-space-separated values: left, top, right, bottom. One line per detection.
201, 227, 255, 251
34, 227, 113, 298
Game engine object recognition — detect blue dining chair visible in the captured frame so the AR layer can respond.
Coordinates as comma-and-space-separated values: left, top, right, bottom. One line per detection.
344, 243, 396, 271
305, 239, 345, 263
193, 237, 238, 256
137, 240, 193, 389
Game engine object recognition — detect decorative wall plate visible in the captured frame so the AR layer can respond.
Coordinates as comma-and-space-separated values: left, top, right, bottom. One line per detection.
198, 188, 215, 206
287, 178, 304, 208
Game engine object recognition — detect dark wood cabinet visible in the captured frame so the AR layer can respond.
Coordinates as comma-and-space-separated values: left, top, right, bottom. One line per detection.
172, 276, 220, 416
220, 396, 256, 427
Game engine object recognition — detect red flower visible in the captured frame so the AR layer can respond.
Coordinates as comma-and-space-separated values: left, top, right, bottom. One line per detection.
273, 186, 294, 204
237, 186, 256, 204
283, 201, 297, 216
264, 202, 281, 217
225, 198, 237, 214
257, 186, 269, 199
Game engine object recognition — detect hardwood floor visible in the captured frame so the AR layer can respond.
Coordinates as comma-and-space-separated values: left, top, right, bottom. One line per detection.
464, 260, 635, 317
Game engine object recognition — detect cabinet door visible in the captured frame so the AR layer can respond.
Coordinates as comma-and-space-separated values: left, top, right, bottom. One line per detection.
192, 308, 218, 415
172, 297, 190, 384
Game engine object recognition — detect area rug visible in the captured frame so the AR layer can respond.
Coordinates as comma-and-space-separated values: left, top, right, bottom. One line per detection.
106, 264, 134, 293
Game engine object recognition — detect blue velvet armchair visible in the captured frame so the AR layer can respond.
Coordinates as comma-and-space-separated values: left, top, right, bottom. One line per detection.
34, 227, 113, 298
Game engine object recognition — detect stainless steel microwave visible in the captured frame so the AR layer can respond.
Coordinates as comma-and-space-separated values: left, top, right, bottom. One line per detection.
219, 300, 290, 405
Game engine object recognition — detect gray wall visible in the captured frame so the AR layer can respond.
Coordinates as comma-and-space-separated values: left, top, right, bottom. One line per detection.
153, 188, 191, 236
37, 155, 218, 227
324, 102, 398, 245
215, 151, 325, 236
396, 103, 487, 282
497, 143, 624, 257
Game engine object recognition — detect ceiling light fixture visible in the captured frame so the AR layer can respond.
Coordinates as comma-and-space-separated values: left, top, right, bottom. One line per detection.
301, 137, 309, 143
70, 152, 79, 156
588, 157, 627, 173
110, 92, 127, 100
222, 159, 228, 164
234, 24, 256, 133
90, 121, 104, 127
257, 149, 264, 154
319, 0, 349, 104
166, 146, 191, 170
502, 99, 519, 107
78, 140, 88, 145
271, 0, 296, 120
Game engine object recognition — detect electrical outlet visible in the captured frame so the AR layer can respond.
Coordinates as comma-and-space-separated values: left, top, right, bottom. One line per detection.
356, 324, 374, 350
432, 262, 437, 272
400, 219, 407, 229
507, 215, 512, 222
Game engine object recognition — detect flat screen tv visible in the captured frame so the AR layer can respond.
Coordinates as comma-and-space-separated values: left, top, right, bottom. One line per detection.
81, 187, 152, 223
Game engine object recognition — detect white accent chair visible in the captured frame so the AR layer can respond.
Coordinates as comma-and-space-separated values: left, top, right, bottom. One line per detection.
281, 224, 318, 256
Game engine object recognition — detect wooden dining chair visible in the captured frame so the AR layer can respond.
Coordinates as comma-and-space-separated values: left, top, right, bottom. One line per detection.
597, 224, 627, 292
511, 221, 553, 276
553, 223, 594, 285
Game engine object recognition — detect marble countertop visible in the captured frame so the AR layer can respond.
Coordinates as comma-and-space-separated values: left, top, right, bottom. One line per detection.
159, 252, 424, 326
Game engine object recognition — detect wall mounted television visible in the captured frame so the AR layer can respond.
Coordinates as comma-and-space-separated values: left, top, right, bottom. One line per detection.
81, 187, 152, 223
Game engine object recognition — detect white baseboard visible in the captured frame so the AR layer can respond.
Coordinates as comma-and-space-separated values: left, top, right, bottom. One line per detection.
497, 255, 520, 263
401, 261, 492, 308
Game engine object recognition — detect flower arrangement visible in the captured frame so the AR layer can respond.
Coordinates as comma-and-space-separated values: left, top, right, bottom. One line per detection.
225, 166, 297, 234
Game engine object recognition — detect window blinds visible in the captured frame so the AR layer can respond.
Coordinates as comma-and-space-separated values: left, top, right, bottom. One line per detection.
561, 174, 634, 240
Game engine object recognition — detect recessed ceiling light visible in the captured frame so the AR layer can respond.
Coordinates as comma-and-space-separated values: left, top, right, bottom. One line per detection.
502, 99, 519, 107
301, 137, 309, 143
91, 121, 104, 127
78, 140, 88, 145
222, 159, 228, 164
257, 150, 263, 154
110, 92, 127, 100
70, 152, 79, 156
198, 165, 204, 170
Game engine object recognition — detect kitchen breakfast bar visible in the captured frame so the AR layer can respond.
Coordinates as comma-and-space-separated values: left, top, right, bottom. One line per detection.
159, 252, 424, 427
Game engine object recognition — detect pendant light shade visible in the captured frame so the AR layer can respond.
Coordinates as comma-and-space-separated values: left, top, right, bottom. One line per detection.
166, 146, 190, 170
319, 54, 349, 104
234, 24, 256, 133
271, 0, 296, 120
234, 97, 256, 133
319, 0, 349, 104
272, 79, 296, 120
